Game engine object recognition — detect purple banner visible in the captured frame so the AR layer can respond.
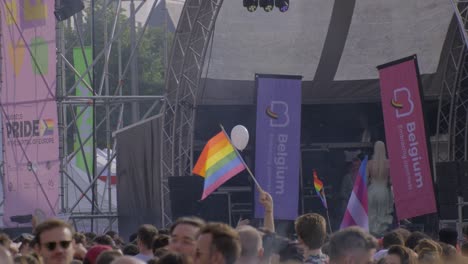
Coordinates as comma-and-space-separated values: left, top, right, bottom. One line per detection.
1, 0, 59, 226
254, 74, 302, 220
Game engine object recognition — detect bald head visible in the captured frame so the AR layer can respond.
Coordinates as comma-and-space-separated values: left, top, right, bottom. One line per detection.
111, 256, 145, 264
237, 225, 263, 258
0, 246, 13, 264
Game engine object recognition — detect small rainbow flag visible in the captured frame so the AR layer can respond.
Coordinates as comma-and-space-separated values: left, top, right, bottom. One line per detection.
313, 170, 328, 209
193, 131, 246, 200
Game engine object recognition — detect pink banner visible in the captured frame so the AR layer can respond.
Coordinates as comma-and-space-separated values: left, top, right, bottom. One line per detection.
378, 56, 437, 220
1, 0, 59, 226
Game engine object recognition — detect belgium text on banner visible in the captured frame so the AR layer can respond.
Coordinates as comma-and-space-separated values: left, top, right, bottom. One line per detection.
254, 74, 302, 220
377, 56, 437, 220
193, 131, 246, 200
0, 0, 59, 226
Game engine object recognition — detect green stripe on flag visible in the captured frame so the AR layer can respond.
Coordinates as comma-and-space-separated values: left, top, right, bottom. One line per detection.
205, 151, 238, 177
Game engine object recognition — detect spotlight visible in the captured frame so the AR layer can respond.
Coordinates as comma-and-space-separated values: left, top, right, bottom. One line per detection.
243, 0, 258, 12
275, 0, 289, 12
54, 0, 84, 21
259, 0, 274, 12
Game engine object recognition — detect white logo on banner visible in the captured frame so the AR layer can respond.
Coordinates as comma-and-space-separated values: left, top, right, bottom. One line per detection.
393, 87, 414, 119
268, 101, 290, 127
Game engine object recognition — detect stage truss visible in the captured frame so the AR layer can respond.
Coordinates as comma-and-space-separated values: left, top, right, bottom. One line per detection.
161, 0, 224, 226
437, 1, 468, 164
56, 0, 165, 232
436, 0, 468, 232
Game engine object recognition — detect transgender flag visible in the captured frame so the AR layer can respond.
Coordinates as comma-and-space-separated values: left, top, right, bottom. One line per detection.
340, 156, 369, 231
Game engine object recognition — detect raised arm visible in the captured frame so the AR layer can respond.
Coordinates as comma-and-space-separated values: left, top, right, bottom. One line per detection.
259, 188, 275, 233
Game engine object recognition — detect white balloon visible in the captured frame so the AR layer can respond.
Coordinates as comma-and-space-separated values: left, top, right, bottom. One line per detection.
231, 125, 249, 151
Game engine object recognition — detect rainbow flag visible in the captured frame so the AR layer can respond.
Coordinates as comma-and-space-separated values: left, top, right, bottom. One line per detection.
340, 156, 369, 231
313, 170, 328, 209
193, 131, 246, 200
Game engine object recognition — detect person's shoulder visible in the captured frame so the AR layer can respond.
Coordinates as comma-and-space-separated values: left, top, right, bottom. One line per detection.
304, 253, 329, 264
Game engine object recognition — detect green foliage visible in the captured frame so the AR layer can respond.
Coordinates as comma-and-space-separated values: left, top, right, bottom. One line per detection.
63, 3, 170, 149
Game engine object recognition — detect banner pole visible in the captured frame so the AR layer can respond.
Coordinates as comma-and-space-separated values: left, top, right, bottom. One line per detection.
325, 208, 333, 234
219, 124, 262, 190
323, 188, 333, 233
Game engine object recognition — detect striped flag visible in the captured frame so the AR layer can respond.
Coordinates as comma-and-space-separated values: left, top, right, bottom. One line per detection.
313, 170, 328, 209
192, 130, 246, 200
340, 156, 369, 231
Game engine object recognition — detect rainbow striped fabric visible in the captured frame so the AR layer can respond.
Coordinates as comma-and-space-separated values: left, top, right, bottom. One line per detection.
313, 170, 328, 209
340, 156, 369, 231
193, 131, 246, 200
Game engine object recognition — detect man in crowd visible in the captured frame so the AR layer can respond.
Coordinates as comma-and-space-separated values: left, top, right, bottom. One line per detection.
329, 227, 377, 264
236, 225, 263, 264
34, 219, 75, 264
0, 246, 13, 264
374, 231, 404, 261
294, 213, 328, 264
134, 224, 158, 262
168, 216, 205, 258
194, 222, 241, 264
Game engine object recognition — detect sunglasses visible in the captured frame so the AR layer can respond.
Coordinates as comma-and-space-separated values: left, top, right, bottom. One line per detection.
42, 240, 72, 251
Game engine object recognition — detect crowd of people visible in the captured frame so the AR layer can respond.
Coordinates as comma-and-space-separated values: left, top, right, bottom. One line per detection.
0, 188, 466, 264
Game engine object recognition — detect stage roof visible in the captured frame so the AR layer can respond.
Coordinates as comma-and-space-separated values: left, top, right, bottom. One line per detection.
195, 0, 454, 104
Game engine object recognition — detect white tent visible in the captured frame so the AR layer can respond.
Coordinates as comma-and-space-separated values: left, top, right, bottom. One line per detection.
64, 149, 118, 232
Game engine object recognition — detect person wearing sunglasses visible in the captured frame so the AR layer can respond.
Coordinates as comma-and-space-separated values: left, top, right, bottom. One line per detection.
34, 219, 75, 264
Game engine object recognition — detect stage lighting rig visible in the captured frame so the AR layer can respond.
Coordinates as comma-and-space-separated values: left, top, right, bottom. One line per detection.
54, 0, 84, 21
259, 0, 274, 12
275, 0, 289, 12
243, 0, 258, 12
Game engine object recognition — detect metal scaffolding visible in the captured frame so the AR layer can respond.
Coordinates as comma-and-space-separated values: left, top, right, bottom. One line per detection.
441, 1, 468, 163
57, 0, 165, 232
160, 0, 224, 226
436, 0, 468, 235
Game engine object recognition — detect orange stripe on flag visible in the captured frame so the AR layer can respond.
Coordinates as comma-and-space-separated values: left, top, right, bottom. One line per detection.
193, 132, 231, 177
313, 170, 323, 191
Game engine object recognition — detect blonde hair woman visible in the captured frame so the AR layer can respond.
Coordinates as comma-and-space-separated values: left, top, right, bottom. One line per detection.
367, 141, 394, 236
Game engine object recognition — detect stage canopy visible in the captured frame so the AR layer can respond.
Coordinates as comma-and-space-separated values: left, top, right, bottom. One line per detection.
195, 0, 454, 104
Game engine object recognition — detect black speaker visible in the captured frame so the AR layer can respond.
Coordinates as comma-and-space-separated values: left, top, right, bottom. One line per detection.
54, 0, 84, 21
436, 162, 459, 190
436, 162, 468, 220
200, 193, 230, 223
168, 176, 231, 223
168, 176, 204, 219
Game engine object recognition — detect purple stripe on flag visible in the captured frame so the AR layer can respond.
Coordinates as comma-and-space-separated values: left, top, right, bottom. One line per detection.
202, 164, 245, 200
204, 157, 244, 187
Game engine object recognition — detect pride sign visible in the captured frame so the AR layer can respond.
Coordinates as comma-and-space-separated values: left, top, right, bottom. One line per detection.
1, 0, 59, 226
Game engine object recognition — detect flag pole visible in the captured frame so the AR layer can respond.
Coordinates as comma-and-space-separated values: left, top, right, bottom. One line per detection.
219, 124, 262, 190
323, 188, 333, 234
